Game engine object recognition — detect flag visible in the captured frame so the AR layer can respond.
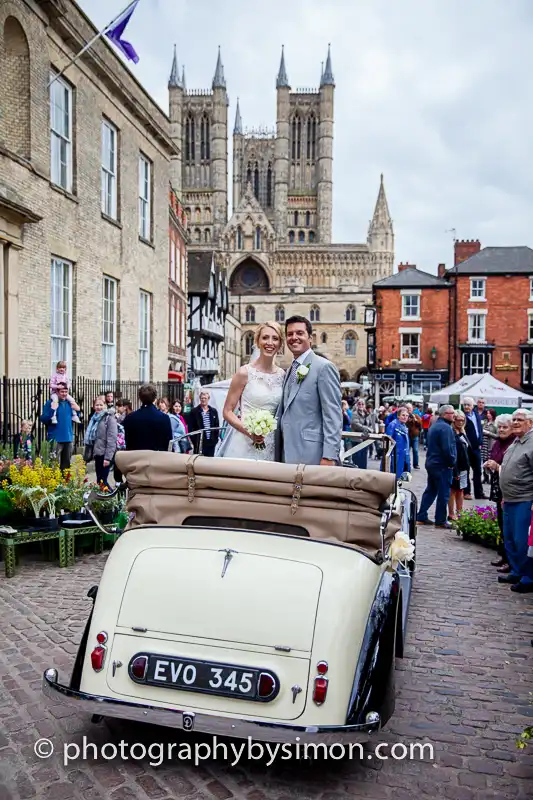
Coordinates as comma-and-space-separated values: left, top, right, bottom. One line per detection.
105, 0, 140, 63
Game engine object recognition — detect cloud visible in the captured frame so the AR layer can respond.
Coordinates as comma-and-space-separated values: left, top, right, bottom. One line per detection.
81, 0, 533, 270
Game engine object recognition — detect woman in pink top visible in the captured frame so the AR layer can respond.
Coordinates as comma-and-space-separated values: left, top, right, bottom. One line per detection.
172, 399, 188, 432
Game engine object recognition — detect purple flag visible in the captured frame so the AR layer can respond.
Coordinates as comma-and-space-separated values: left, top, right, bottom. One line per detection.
105, 0, 140, 63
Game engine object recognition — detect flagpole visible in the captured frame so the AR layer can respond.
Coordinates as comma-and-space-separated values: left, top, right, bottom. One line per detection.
48, 0, 138, 87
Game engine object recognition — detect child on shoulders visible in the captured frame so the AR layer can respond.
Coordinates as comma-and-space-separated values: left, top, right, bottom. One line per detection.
50, 360, 80, 424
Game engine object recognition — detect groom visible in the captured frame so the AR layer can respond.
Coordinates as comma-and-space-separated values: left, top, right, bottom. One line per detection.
276, 315, 342, 466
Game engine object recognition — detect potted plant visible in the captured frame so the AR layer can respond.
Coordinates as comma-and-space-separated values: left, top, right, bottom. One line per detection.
455, 505, 501, 549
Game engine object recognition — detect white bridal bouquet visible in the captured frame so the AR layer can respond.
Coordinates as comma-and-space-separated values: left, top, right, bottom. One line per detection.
388, 530, 415, 570
243, 409, 278, 450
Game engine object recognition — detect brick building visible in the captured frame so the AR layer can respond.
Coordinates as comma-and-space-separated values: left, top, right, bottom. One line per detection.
367, 264, 450, 400
366, 240, 533, 400
0, 0, 177, 380
168, 188, 188, 376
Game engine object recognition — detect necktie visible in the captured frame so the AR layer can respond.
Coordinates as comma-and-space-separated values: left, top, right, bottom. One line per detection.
287, 359, 299, 391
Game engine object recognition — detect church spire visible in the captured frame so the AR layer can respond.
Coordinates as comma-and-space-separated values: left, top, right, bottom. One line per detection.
212, 46, 226, 89
168, 44, 182, 88
276, 45, 290, 88
234, 98, 243, 135
368, 174, 394, 253
181, 65, 186, 92
321, 44, 334, 86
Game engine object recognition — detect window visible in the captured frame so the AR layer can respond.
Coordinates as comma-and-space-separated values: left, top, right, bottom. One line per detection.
523, 352, 533, 386
288, 230, 295, 245
470, 278, 486, 300
101, 120, 117, 218
254, 164, 259, 199
205, 228, 211, 243
345, 331, 357, 357
528, 311, 533, 342
102, 276, 117, 381
255, 226, 261, 250
245, 305, 255, 323
200, 114, 210, 160
462, 351, 491, 376
468, 312, 486, 343
237, 226, 243, 249
139, 290, 151, 381
401, 294, 420, 319
266, 165, 272, 206
306, 211, 311, 227
291, 114, 301, 160
50, 73, 72, 191
306, 114, 317, 159
321, 332, 327, 344
298, 231, 305, 243
310, 304, 320, 322
346, 304, 356, 322
400, 332, 420, 361
275, 305, 285, 323
244, 331, 254, 356
309, 231, 315, 243
185, 114, 195, 163
294, 211, 299, 226
138, 154, 152, 240
530, 277, 533, 301
194, 228, 201, 243
50, 257, 72, 373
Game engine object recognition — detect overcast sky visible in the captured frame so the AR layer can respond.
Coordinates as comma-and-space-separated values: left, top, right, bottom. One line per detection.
81, 0, 533, 272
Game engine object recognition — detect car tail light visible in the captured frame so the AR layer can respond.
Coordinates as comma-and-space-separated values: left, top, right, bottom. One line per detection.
91, 646, 106, 672
130, 655, 148, 680
257, 672, 276, 699
313, 676, 328, 705
316, 661, 328, 675
96, 631, 108, 644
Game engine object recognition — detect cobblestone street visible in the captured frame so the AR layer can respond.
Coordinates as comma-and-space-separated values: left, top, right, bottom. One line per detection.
0, 463, 532, 800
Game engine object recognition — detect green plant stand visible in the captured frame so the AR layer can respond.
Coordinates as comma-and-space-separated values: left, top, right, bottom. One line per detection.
1, 529, 67, 578
61, 525, 122, 567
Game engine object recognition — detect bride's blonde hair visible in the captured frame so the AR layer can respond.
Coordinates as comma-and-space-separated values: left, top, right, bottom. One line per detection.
253, 321, 284, 353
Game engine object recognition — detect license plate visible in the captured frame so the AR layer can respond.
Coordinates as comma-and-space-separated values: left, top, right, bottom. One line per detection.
128, 652, 278, 702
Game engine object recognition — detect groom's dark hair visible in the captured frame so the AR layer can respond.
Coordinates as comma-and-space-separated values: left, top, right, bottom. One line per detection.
285, 315, 312, 336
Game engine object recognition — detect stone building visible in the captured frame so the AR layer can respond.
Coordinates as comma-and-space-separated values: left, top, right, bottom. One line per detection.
167, 46, 394, 380
0, 0, 177, 380
168, 188, 188, 376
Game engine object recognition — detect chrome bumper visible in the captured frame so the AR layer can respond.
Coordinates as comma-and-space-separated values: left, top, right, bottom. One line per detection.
43, 669, 381, 745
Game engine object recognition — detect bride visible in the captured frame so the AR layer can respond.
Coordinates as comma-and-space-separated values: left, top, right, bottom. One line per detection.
218, 322, 285, 461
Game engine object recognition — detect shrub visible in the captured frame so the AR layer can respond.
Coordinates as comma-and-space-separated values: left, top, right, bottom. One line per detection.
455, 505, 501, 548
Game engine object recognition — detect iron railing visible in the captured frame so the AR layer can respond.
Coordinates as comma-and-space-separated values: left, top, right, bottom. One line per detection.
0, 377, 184, 452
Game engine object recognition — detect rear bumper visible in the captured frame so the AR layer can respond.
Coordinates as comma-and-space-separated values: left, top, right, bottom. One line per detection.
43, 669, 381, 745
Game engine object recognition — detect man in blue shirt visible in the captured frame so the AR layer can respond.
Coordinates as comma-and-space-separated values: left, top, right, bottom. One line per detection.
416, 404, 457, 528
40, 382, 79, 470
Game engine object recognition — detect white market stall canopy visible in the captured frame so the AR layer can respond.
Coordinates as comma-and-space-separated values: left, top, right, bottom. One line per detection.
430, 373, 533, 407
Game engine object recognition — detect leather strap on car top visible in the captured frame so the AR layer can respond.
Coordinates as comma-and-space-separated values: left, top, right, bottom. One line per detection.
291, 464, 305, 515
186, 455, 198, 502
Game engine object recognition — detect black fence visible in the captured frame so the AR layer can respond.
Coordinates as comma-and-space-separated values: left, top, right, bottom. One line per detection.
0, 377, 184, 452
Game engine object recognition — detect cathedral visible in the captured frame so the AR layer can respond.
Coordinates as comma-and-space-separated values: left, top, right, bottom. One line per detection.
168, 45, 395, 379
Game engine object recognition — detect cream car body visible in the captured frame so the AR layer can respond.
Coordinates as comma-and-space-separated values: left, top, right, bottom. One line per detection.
43, 453, 416, 744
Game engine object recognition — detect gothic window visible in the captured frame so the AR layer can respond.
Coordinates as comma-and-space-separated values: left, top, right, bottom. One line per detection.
288, 230, 295, 245
344, 331, 357, 356
200, 114, 210, 161
312, 333, 317, 346
204, 228, 211, 243
184, 207, 191, 221
275, 305, 285, 323
194, 228, 201, 242
237, 226, 243, 250
309, 231, 315, 243
306, 114, 317, 160
254, 163, 259, 199
245, 305, 256, 323
310, 304, 320, 322
306, 211, 311, 227
294, 211, 299, 226
291, 114, 301, 160
255, 227, 262, 250
298, 231, 305, 243
204, 207, 211, 222
244, 332, 254, 356
246, 163, 252, 187
185, 114, 195, 163
266, 164, 272, 206
195, 207, 201, 223
321, 332, 327, 344
346, 304, 356, 322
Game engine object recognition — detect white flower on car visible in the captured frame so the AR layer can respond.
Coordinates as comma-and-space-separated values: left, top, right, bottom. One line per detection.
296, 364, 310, 382
388, 530, 415, 570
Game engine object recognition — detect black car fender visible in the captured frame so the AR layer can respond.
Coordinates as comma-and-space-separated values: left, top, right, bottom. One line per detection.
69, 585, 98, 691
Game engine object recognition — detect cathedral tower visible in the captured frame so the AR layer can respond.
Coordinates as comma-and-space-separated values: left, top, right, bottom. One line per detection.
273, 46, 290, 241
168, 47, 228, 244
317, 46, 334, 244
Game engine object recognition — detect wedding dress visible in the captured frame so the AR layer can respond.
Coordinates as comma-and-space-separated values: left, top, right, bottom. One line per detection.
218, 364, 284, 461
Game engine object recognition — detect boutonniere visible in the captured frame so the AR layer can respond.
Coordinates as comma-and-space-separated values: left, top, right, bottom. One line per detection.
296, 364, 310, 383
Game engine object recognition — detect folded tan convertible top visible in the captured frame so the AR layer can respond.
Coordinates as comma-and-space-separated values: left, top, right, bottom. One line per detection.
115, 452, 401, 559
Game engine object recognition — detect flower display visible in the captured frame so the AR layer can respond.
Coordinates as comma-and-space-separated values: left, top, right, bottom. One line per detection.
455, 505, 501, 548
2, 455, 88, 518
242, 409, 278, 450
388, 530, 415, 569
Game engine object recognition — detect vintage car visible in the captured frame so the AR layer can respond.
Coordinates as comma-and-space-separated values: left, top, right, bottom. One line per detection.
42, 451, 417, 744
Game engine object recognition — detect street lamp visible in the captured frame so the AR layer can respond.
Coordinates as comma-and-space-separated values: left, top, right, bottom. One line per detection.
430, 346, 437, 363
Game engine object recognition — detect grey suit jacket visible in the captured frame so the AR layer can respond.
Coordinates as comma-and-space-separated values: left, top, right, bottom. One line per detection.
275, 350, 342, 465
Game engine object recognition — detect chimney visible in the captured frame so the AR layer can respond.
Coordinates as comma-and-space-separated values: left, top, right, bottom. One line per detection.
454, 239, 481, 266
437, 263, 446, 278
397, 262, 416, 272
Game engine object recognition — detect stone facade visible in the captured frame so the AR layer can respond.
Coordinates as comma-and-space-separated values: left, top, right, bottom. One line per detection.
168, 189, 188, 375
0, 0, 176, 380
167, 47, 395, 380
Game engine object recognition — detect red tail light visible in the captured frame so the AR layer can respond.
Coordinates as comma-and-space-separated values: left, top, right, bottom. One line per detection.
257, 672, 276, 699
313, 676, 328, 705
91, 646, 106, 672
130, 655, 148, 680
